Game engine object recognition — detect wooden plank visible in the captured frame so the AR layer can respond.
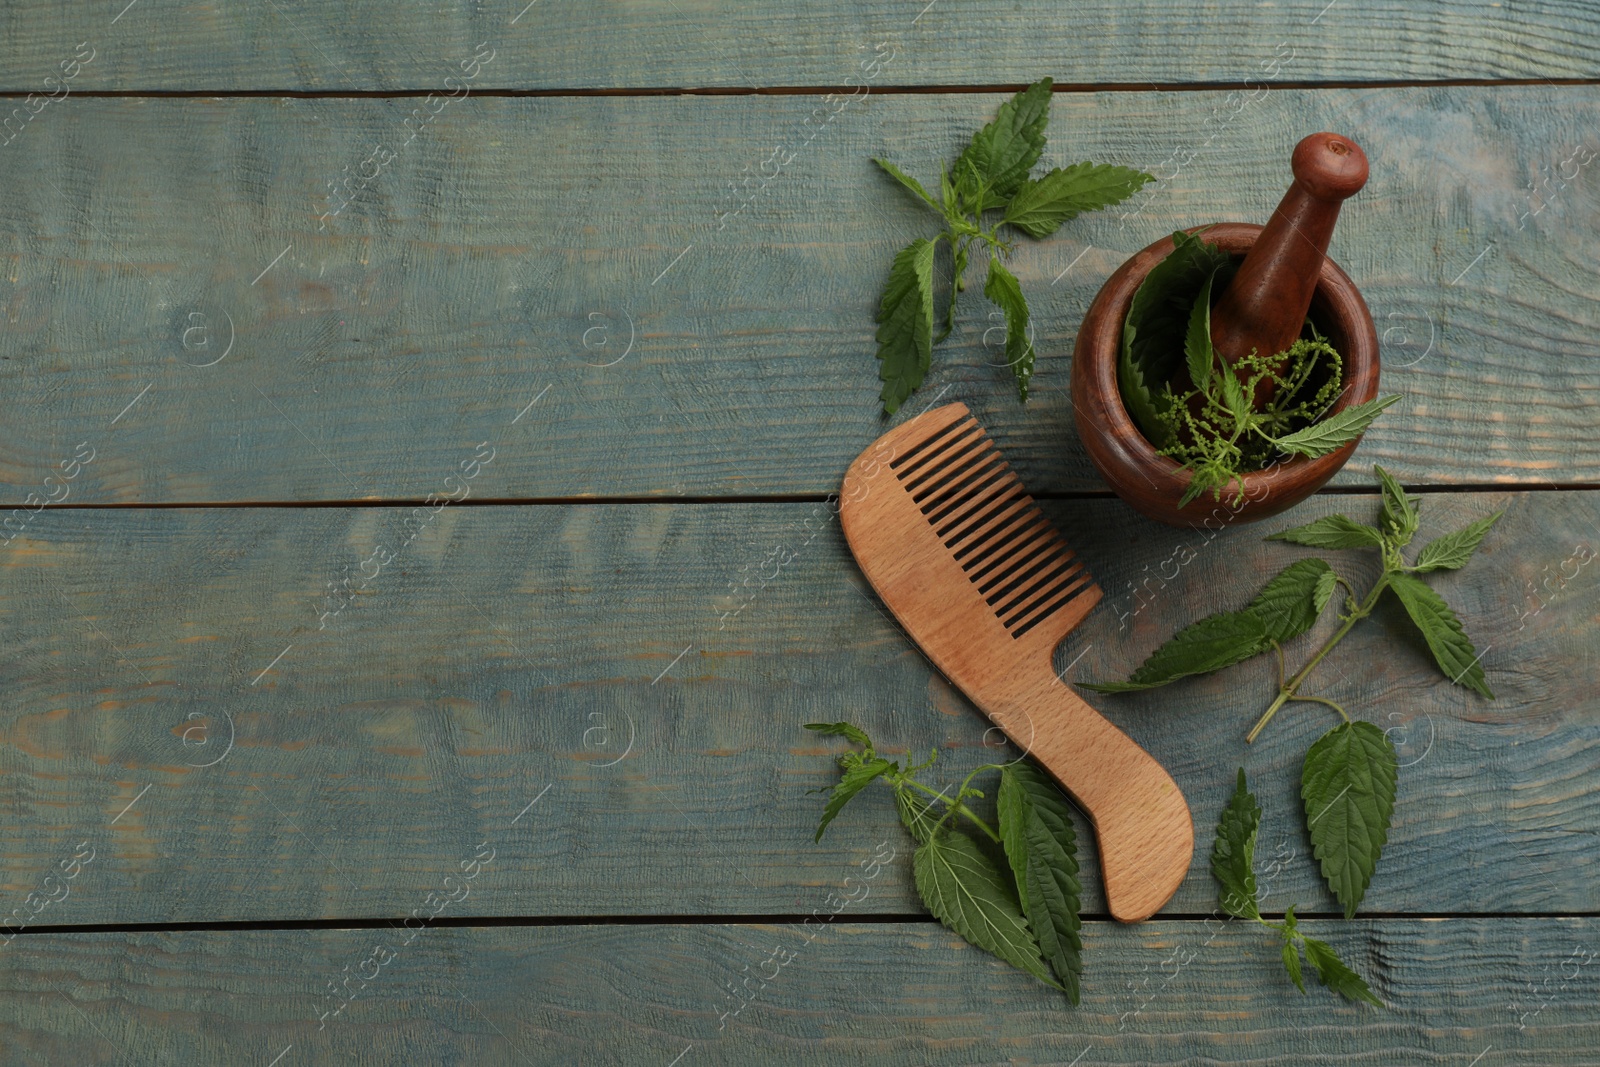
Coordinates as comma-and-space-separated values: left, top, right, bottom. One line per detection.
1, 919, 1593, 1062
0, 491, 1592, 924
3, 87, 1598, 503
1, 1, 1596, 92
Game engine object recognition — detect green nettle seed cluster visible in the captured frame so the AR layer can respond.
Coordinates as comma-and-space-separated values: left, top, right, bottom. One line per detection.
809, 470, 1501, 1008
1119, 229, 1401, 506
870, 78, 1152, 414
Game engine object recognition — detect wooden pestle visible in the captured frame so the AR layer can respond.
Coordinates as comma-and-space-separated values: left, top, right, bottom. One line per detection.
1209, 132, 1369, 402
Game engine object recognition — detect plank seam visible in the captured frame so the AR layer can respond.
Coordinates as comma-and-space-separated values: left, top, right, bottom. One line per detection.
2, 77, 1598, 100
4, 483, 1595, 511
5, 910, 1595, 936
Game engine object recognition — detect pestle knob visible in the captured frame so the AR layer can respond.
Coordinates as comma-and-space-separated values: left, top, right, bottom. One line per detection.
1209, 133, 1368, 380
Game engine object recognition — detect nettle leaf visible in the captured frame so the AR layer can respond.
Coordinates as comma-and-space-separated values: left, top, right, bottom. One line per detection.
895, 788, 941, 846
954, 77, 1053, 212
816, 757, 895, 841
913, 830, 1061, 990
1301, 721, 1398, 918
1119, 321, 1172, 448
1002, 162, 1152, 239
1314, 568, 1338, 613
1280, 907, 1307, 994
1386, 572, 1494, 698
1218, 362, 1251, 424
1283, 940, 1307, 994
1267, 514, 1385, 551
1414, 509, 1505, 572
1184, 271, 1217, 394
1211, 768, 1262, 920
1272, 395, 1400, 459
1302, 935, 1384, 1007
999, 763, 1083, 1003
804, 721, 873, 749
1123, 229, 1234, 393
1374, 464, 1419, 546
983, 254, 1035, 402
876, 236, 939, 415
936, 239, 971, 345
1079, 609, 1269, 692
938, 160, 958, 218
997, 772, 1031, 911
872, 157, 941, 214
1247, 558, 1335, 644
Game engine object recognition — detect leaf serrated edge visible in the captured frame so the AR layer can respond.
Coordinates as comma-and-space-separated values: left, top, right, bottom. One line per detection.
1301, 721, 1397, 918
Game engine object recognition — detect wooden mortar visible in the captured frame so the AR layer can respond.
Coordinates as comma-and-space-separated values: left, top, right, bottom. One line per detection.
1070, 135, 1380, 528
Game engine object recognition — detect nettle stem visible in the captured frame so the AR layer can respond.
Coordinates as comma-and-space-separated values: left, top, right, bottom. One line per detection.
1246, 574, 1390, 743
898, 775, 1001, 842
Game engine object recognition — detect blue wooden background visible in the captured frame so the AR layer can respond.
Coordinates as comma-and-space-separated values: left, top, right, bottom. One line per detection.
0, 1, 1596, 1063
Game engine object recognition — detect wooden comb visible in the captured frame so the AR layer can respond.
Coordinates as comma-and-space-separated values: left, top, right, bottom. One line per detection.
840, 402, 1192, 922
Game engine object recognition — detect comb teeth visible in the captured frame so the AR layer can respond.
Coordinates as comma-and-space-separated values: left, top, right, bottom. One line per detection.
893, 415, 1091, 639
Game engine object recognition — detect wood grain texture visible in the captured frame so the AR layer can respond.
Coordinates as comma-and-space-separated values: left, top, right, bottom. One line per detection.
841, 402, 1191, 921
0, 492, 1592, 924
2, 87, 1597, 502
1, 1, 1598, 92
0, 919, 1594, 1064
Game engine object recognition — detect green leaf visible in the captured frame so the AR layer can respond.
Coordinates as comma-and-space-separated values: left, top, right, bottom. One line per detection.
896, 788, 941, 846
1211, 768, 1262, 920
1301, 721, 1398, 918
872, 157, 942, 214
1414, 509, 1504, 572
1313, 568, 1338, 613
1176, 461, 1230, 510
913, 830, 1061, 990
1122, 229, 1234, 396
1247, 558, 1335, 644
1267, 514, 1386, 550
876, 236, 939, 415
998, 763, 1083, 1002
1374, 464, 1419, 546
1079, 609, 1269, 692
1283, 940, 1307, 993
1386, 572, 1494, 698
815, 757, 894, 842
983, 254, 1035, 402
1270, 395, 1400, 459
1281, 907, 1307, 994
1219, 370, 1251, 425
804, 721, 873, 749
938, 160, 958, 218
1118, 321, 1171, 448
997, 772, 1031, 912
1302, 935, 1384, 1007
1184, 271, 1217, 394
953, 78, 1054, 212
1001, 162, 1152, 238
935, 238, 971, 345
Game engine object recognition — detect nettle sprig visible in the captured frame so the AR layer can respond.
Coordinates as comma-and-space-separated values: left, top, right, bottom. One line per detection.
1084, 468, 1500, 928
1212, 769, 1383, 1006
804, 722, 1085, 1004
872, 78, 1152, 414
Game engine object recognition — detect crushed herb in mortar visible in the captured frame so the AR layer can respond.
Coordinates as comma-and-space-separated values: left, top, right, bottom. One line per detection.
1120, 229, 1399, 505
